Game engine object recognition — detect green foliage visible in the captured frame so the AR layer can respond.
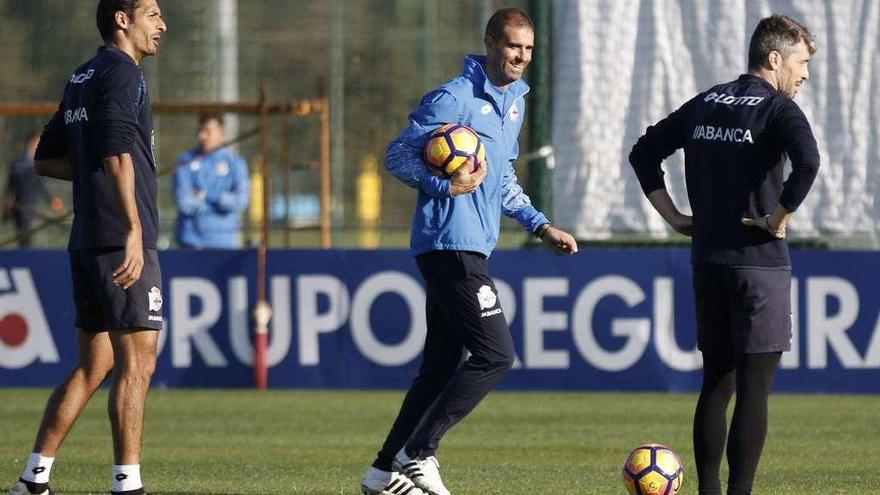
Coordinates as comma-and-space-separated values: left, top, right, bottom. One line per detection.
1, 389, 877, 494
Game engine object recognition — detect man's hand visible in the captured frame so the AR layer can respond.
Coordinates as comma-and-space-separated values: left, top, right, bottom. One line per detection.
113, 227, 144, 289
449, 157, 486, 196
646, 189, 692, 237
538, 224, 579, 255
742, 214, 786, 239
670, 212, 693, 237
742, 205, 791, 239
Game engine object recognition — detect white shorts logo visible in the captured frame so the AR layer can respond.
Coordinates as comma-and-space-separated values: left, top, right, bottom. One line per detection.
477, 285, 497, 310
0, 268, 60, 369
148, 286, 163, 312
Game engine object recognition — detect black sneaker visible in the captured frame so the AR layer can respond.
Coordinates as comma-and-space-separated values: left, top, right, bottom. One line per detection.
8, 478, 53, 495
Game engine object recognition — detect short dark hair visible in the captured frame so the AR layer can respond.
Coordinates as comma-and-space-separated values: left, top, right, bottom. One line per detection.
96, 0, 139, 42
485, 7, 534, 42
199, 113, 225, 128
748, 14, 817, 70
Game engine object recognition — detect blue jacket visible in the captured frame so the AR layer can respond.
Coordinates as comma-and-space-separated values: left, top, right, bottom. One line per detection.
173, 147, 250, 248
386, 55, 548, 257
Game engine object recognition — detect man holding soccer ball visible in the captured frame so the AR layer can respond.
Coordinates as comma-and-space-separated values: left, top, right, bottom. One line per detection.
629, 14, 819, 495
360, 7, 577, 495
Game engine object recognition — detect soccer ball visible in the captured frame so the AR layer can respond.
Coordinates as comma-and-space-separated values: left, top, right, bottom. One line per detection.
622, 444, 684, 495
423, 123, 486, 177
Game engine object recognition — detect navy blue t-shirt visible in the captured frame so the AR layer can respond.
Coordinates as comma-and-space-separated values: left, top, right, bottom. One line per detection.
630, 74, 820, 268
35, 45, 158, 249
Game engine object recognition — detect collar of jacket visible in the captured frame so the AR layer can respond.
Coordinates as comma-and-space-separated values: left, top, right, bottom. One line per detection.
737, 73, 779, 93
189, 146, 234, 161
462, 54, 530, 112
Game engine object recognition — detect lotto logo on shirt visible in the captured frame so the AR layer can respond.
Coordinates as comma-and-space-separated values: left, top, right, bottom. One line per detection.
69, 69, 94, 84
0, 268, 59, 369
703, 92, 764, 106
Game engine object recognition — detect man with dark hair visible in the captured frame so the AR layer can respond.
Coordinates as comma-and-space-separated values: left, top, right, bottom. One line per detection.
2, 132, 64, 247
629, 13, 819, 495
360, 7, 577, 495
173, 113, 250, 249
7, 1, 166, 495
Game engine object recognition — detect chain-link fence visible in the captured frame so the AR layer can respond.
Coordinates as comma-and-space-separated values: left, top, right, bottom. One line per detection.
0, 0, 538, 249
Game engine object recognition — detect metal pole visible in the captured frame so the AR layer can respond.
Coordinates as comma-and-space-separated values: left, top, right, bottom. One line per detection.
281, 115, 291, 247
253, 81, 271, 389
320, 98, 332, 248
477, 0, 492, 41
526, 0, 553, 218
218, 0, 240, 143
422, 0, 438, 89
330, 0, 345, 245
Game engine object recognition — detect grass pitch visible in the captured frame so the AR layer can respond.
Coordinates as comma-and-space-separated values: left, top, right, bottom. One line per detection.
0, 389, 876, 494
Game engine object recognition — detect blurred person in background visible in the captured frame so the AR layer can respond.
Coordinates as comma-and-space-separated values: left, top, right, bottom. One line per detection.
7, 1, 167, 494
360, 7, 577, 495
2, 132, 64, 247
629, 14, 819, 495
172, 113, 250, 249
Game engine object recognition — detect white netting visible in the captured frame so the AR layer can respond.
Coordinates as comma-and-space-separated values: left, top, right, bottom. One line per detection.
552, 0, 880, 244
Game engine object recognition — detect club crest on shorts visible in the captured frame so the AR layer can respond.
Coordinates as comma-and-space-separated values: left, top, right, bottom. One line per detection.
476, 285, 497, 310
148, 286, 163, 312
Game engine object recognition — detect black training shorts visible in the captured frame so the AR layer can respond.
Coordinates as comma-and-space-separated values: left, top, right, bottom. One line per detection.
693, 265, 791, 355
69, 248, 164, 332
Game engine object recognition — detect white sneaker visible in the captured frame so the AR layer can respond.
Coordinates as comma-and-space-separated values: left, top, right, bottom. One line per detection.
393, 448, 451, 495
8, 479, 52, 495
361, 467, 428, 495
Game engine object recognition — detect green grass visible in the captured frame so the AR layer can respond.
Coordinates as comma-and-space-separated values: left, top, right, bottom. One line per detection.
1, 389, 877, 494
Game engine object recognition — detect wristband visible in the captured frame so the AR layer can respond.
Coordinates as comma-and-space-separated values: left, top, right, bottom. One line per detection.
535, 223, 552, 240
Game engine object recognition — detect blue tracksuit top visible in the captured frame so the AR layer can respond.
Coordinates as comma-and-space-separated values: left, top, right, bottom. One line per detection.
173, 147, 250, 248
385, 54, 548, 257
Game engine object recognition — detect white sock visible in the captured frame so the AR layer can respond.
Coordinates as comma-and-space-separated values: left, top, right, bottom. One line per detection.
112, 464, 142, 492
22, 453, 54, 484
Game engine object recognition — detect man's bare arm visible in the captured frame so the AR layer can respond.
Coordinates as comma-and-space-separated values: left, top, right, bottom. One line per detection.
104, 153, 143, 289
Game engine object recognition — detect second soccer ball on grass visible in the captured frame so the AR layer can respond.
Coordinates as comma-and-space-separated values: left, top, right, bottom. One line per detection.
622, 443, 684, 495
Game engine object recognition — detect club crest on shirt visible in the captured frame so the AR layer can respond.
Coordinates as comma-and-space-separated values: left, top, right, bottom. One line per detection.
507, 103, 520, 122
481, 103, 493, 115
189, 160, 201, 171
215, 161, 230, 176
